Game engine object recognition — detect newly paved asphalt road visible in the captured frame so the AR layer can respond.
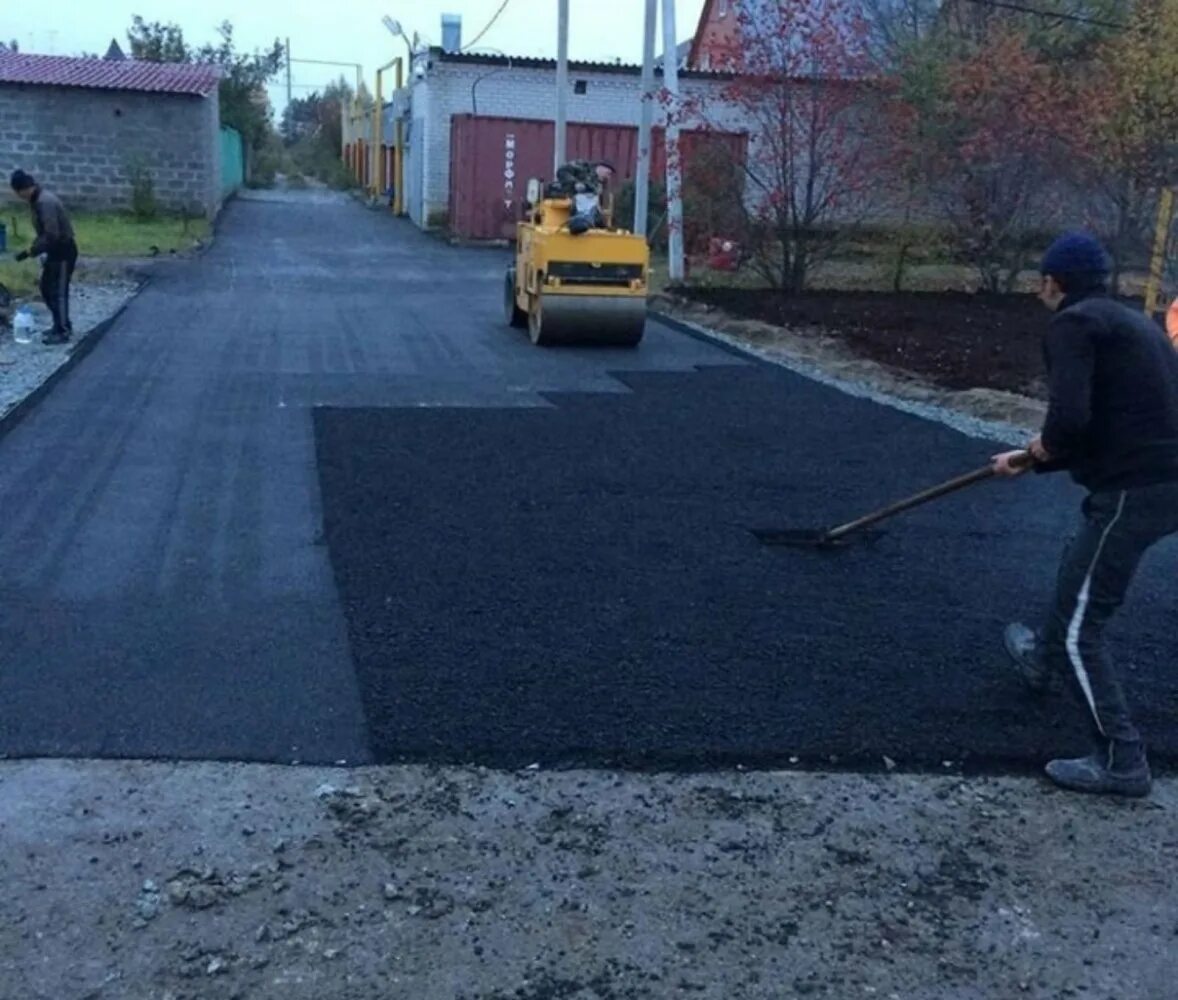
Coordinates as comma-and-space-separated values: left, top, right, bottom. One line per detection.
2, 190, 1175, 769
0, 190, 734, 764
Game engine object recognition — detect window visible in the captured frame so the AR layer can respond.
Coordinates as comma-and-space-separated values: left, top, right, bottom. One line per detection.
574, 80, 587, 95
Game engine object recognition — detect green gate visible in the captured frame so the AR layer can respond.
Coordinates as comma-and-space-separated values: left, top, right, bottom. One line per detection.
219, 125, 244, 200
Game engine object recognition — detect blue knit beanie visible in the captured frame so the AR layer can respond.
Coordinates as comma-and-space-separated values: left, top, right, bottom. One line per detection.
1040, 231, 1109, 278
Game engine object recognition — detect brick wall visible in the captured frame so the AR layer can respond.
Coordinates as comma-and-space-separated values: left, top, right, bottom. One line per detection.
406, 61, 745, 228
0, 83, 222, 218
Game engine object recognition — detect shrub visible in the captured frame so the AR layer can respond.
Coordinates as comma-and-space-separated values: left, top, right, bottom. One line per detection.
127, 159, 158, 220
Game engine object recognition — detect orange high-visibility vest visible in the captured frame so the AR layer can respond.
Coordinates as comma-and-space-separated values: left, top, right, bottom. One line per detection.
1168, 298, 1178, 349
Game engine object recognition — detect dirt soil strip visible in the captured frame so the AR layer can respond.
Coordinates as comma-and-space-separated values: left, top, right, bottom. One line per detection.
1, 759, 1174, 1000
650, 295, 1047, 442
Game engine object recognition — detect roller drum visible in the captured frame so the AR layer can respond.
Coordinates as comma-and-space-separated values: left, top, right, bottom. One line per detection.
530, 293, 646, 347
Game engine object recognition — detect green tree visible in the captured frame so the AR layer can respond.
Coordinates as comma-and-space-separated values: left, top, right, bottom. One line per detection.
1077, 0, 1178, 288
127, 16, 284, 154
278, 78, 356, 189
281, 79, 352, 149
859, 0, 941, 67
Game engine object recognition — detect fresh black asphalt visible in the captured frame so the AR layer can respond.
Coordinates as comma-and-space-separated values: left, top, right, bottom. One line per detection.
317, 364, 1178, 772
0, 190, 732, 764
2, 189, 1174, 771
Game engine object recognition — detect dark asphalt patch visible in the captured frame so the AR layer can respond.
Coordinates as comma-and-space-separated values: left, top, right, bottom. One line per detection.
315, 365, 1178, 771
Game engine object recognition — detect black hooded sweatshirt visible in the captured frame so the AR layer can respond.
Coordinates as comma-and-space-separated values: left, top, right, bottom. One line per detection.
1040, 289, 1178, 492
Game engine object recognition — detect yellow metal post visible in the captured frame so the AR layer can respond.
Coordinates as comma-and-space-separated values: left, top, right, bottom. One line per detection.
1144, 188, 1175, 317
371, 80, 380, 199
373, 57, 400, 203
394, 57, 404, 215
350, 100, 361, 184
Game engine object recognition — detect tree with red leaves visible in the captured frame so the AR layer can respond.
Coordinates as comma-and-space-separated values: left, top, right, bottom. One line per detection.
892, 28, 1079, 293
678, 0, 879, 293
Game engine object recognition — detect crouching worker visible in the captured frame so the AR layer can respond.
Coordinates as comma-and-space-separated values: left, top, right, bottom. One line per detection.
992, 232, 1178, 798
10, 169, 78, 345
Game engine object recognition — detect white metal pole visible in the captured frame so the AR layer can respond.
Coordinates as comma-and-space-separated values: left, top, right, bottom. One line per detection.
555, 0, 570, 173
661, 0, 684, 281
634, 0, 658, 236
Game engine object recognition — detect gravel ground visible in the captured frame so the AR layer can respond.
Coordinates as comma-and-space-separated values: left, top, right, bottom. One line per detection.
1, 759, 1175, 1000
0, 279, 140, 422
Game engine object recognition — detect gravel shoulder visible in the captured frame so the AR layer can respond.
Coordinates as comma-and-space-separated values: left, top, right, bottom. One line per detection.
1, 759, 1174, 1000
0, 275, 140, 423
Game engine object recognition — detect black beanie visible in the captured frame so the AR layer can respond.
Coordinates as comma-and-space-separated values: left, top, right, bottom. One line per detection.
1040, 231, 1109, 278
9, 169, 35, 192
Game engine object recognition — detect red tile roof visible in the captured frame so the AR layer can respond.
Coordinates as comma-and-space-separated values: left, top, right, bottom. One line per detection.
0, 52, 220, 96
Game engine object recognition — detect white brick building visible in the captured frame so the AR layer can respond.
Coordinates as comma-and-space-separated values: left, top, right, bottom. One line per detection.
402, 49, 743, 229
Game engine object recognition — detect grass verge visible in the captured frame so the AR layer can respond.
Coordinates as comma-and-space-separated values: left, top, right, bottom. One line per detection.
2, 211, 210, 299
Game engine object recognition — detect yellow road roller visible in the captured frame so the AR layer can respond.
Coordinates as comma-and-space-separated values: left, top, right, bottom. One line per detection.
505, 176, 649, 348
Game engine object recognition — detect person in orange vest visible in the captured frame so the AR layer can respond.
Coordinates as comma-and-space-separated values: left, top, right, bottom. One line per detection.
1167, 296, 1178, 348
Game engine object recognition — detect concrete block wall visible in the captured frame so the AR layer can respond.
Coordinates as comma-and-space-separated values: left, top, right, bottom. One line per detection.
0, 84, 222, 218
407, 62, 745, 227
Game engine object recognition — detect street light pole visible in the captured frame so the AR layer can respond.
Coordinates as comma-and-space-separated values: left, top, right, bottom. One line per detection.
555, 0, 570, 173
382, 17, 415, 69
661, 0, 684, 282
634, 0, 657, 236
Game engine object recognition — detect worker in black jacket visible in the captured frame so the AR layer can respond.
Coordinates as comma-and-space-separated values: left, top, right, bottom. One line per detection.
992, 232, 1178, 798
10, 169, 78, 345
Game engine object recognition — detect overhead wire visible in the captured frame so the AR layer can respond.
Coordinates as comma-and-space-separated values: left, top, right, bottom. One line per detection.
463, 0, 514, 52
958, 0, 1128, 31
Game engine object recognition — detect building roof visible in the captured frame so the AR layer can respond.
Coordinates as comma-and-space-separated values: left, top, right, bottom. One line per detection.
0, 51, 220, 96
655, 39, 693, 69
429, 47, 734, 81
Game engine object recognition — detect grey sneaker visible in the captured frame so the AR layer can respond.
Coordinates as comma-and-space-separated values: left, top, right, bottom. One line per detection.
1045, 742, 1152, 798
1003, 622, 1052, 692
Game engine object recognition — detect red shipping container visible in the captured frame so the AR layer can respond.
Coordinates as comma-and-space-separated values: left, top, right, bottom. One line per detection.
448, 114, 747, 241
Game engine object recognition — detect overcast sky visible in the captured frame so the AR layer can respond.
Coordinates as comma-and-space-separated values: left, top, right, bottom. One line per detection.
1, 0, 709, 113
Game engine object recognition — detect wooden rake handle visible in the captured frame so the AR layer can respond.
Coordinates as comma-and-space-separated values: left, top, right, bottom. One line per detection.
825, 451, 1033, 542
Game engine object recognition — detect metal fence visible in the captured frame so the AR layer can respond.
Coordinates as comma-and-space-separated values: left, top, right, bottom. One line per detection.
219, 125, 244, 201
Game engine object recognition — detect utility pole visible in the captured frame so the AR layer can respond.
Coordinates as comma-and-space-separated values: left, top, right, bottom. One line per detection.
634, 0, 658, 236
661, 0, 684, 282
555, 0, 570, 173
285, 37, 292, 110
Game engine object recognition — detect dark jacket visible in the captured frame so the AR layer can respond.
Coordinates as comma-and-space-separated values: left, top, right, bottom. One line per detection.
1040, 290, 1178, 492
28, 187, 76, 258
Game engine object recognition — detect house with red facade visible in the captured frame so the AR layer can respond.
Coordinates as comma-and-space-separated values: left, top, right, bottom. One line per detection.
688, 0, 746, 72
688, 0, 875, 74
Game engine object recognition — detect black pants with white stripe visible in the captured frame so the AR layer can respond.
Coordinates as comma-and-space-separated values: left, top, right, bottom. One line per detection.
39, 241, 78, 336
1043, 481, 1178, 746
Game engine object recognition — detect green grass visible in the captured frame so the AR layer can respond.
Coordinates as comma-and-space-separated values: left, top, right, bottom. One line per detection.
0, 258, 37, 297
4, 210, 210, 259
70, 212, 211, 257
2, 211, 211, 300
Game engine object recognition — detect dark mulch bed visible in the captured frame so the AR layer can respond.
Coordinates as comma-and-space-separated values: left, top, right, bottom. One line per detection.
677, 288, 1143, 396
